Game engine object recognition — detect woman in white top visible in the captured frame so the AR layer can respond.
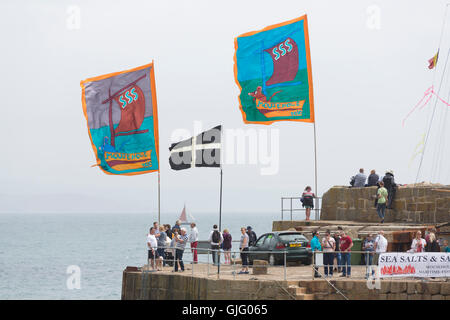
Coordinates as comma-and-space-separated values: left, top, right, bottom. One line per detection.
410, 231, 427, 253
321, 230, 336, 278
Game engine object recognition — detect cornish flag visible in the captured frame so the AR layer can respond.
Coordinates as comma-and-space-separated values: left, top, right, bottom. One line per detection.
169, 125, 221, 170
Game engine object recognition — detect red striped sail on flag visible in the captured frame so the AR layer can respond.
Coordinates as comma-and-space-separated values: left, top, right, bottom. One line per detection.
428, 51, 439, 69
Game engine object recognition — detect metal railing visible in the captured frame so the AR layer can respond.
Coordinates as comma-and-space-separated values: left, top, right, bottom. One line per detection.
281, 197, 322, 221
142, 246, 450, 281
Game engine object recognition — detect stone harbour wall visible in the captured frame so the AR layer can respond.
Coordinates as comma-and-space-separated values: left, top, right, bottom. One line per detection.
320, 185, 450, 223
121, 270, 450, 300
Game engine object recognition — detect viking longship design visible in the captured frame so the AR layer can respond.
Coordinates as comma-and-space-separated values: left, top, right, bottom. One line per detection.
101, 74, 149, 148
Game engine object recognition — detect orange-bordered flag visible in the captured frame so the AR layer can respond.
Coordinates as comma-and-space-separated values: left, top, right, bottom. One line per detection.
80, 62, 160, 175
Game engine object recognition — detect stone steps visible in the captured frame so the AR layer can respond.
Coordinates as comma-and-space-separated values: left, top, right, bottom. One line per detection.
287, 284, 315, 300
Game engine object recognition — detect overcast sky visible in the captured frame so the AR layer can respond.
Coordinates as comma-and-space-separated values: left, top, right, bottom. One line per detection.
0, 0, 449, 216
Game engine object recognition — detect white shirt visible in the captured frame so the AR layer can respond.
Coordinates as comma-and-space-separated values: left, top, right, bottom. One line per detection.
189, 227, 199, 243
375, 235, 388, 253
147, 234, 158, 250
411, 238, 427, 253
208, 230, 223, 245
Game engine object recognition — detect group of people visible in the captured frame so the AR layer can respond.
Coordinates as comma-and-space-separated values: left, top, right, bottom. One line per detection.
310, 227, 388, 279
408, 228, 448, 253
350, 168, 397, 223
146, 221, 259, 274
146, 221, 190, 272
310, 226, 449, 279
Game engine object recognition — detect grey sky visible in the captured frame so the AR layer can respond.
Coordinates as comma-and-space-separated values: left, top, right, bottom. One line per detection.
0, 0, 449, 216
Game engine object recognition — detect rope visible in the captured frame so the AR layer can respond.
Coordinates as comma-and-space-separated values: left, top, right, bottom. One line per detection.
416, 46, 450, 184
415, 4, 450, 184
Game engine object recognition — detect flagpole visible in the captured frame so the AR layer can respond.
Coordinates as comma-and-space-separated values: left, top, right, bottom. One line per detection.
313, 122, 318, 220
158, 170, 161, 225
218, 128, 223, 279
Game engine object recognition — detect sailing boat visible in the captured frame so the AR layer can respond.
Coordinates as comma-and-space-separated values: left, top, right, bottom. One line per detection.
264, 37, 299, 87
101, 74, 149, 149
253, 37, 304, 118
178, 204, 195, 225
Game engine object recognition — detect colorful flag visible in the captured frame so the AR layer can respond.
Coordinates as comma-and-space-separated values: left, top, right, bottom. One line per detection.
80, 63, 159, 175
234, 15, 314, 124
169, 125, 221, 170
428, 51, 439, 69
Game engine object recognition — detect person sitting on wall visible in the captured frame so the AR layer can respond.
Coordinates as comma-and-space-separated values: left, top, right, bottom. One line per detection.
353, 168, 367, 188
367, 170, 379, 187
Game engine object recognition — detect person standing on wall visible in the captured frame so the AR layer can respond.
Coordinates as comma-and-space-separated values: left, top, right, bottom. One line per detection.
146, 227, 158, 272
310, 230, 322, 278
382, 170, 397, 209
321, 230, 335, 278
363, 234, 375, 279
301, 186, 316, 221
339, 230, 353, 278
222, 229, 232, 265
208, 225, 223, 266
239, 227, 249, 274
246, 226, 257, 247
410, 231, 427, 253
333, 228, 342, 273
189, 223, 199, 264
376, 181, 388, 223
174, 228, 188, 272
156, 225, 167, 269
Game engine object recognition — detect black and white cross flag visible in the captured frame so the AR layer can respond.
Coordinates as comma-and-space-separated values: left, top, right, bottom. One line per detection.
169, 125, 221, 170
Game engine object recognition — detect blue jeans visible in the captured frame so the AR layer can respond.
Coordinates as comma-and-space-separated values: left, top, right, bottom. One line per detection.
376, 203, 386, 220
341, 252, 351, 276
365, 252, 375, 277
174, 249, 184, 272
335, 252, 342, 272
323, 252, 334, 276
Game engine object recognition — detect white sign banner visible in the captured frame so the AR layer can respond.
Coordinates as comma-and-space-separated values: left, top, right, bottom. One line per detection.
378, 252, 450, 278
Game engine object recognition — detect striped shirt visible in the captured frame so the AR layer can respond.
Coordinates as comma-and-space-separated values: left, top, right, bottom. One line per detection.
176, 234, 189, 250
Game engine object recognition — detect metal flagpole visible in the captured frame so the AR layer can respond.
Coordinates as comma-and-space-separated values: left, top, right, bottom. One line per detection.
158, 170, 161, 225
217, 168, 223, 279
217, 127, 223, 279
313, 122, 319, 220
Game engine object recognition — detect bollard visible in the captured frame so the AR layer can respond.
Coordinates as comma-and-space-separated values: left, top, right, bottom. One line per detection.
232, 255, 236, 280
207, 249, 210, 277
312, 251, 315, 280
284, 251, 287, 281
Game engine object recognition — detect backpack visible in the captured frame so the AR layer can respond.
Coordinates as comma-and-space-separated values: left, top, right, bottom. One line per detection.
212, 230, 220, 243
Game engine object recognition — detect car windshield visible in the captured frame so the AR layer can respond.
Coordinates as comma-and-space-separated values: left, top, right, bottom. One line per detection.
279, 233, 306, 242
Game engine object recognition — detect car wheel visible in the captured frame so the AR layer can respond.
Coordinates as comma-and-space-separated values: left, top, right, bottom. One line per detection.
269, 254, 277, 266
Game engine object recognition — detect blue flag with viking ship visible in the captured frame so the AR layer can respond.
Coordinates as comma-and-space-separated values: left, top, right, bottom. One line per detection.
234, 15, 315, 124
80, 63, 159, 175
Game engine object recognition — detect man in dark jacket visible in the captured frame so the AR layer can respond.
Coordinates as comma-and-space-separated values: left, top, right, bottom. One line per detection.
367, 170, 379, 187
246, 226, 257, 247
382, 170, 397, 209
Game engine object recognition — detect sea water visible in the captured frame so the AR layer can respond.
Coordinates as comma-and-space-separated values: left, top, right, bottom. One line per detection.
0, 211, 300, 300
